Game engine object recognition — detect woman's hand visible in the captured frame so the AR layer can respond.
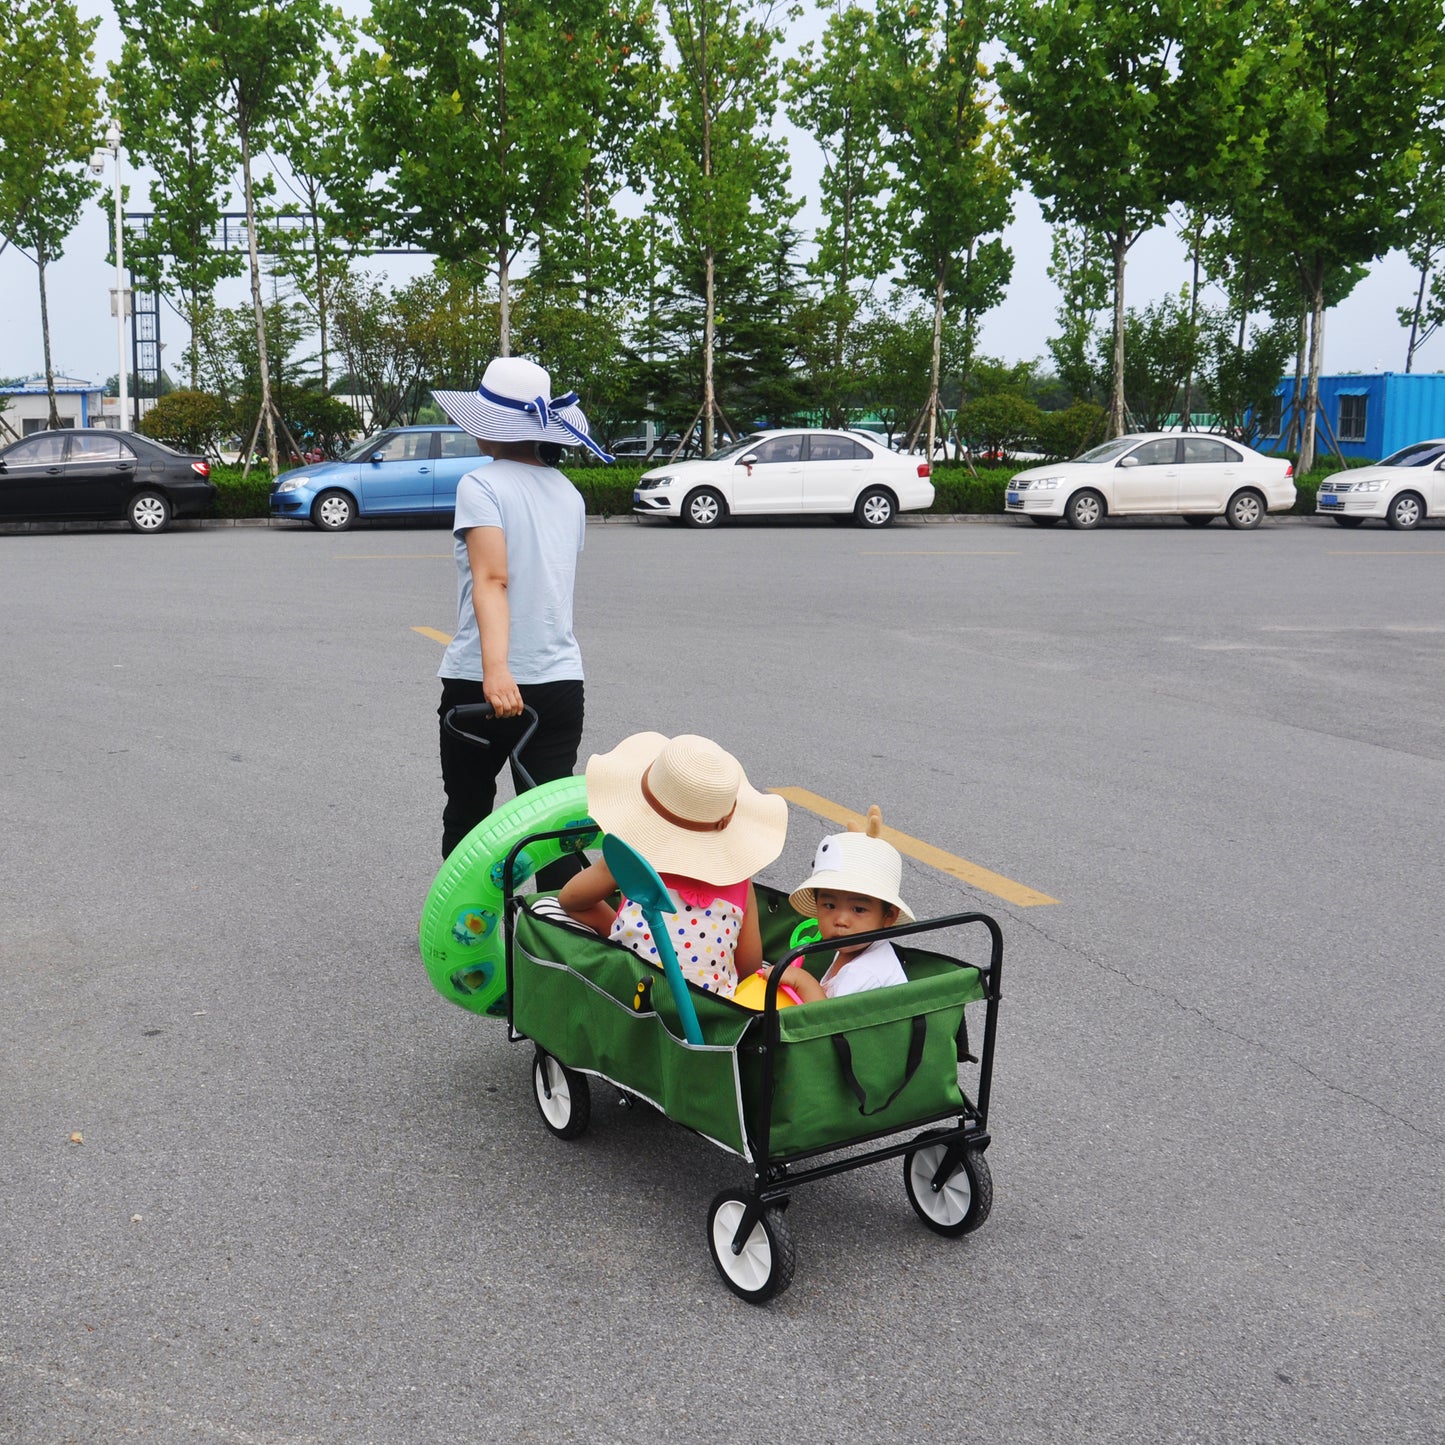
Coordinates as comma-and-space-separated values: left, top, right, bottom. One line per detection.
482, 667, 523, 718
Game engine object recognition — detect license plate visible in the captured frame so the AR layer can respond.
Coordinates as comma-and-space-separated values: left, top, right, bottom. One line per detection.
1320, 495, 1340, 506
1006, 492, 1021, 506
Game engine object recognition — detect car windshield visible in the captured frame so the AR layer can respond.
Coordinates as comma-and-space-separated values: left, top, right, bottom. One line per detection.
1379, 441, 1445, 467
710, 434, 766, 461
1072, 437, 1144, 464
342, 432, 391, 461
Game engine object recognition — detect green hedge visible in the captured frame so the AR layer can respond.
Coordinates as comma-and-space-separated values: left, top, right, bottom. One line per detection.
207, 458, 1339, 521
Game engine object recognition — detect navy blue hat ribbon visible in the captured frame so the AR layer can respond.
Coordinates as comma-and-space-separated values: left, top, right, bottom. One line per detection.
476, 382, 614, 463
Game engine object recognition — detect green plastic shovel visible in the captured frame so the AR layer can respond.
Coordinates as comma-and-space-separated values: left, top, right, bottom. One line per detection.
602, 834, 704, 1045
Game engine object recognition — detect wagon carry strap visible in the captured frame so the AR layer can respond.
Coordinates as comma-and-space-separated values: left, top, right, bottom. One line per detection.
832, 1015, 927, 1117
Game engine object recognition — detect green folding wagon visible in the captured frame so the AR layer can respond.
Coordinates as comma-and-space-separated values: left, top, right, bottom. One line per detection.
500, 825, 1004, 1304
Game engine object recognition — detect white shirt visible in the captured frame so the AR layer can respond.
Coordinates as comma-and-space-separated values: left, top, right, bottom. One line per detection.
439, 459, 586, 683
819, 939, 908, 997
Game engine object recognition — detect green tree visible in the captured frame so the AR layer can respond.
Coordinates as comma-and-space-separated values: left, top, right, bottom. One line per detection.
874, 0, 1015, 457
1093, 291, 1197, 431
1398, 119, 1445, 373
648, 0, 801, 454
1246, 0, 1445, 470
998, 0, 1211, 437
1045, 224, 1109, 404
138, 388, 231, 455
114, 0, 338, 475
109, 16, 243, 391
0, 0, 103, 429
347, 0, 656, 356
784, 2, 890, 425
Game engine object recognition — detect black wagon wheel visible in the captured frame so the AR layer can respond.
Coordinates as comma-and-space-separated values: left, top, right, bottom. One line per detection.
854, 486, 897, 528
706, 1190, 795, 1303
312, 489, 357, 531
903, 1130, 993, 1237
1065, 489, 1105, 530
1182, 514, 1214, 527
127, 490, 172, 533
532, 1050, 591, 1140
682, 487, 726, 528
1225, 488, 1265, 529
1387, 491, 1424, 531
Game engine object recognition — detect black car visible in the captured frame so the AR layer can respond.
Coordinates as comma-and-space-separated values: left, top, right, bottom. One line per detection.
0, 428, 216, 533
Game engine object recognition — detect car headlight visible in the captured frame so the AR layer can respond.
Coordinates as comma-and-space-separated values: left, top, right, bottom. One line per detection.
639, 475, 671, 491
1028, 477, 1061, 489
1353, 480, 1384, 493
275, 477, 304, 493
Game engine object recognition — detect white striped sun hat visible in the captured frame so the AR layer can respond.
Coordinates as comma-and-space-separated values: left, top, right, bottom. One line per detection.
432, 356, 613, 462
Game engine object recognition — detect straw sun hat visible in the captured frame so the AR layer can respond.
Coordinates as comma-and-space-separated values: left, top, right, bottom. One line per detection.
585, 732, 788, 887
432, 356, 613, 462
788, 831, 915, 924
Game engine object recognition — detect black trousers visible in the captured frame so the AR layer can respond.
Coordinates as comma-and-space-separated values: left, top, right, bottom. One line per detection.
438, 677, 586, 885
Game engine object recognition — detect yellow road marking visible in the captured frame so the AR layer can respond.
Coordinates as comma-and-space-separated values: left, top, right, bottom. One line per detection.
771, 786, 1059, 908
412, 626, 453, 644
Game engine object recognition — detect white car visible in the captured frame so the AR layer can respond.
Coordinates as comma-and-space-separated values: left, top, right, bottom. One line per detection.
1006, 432, 1296, 529
632, 428, 935, 528
1315, 439, 1445, 530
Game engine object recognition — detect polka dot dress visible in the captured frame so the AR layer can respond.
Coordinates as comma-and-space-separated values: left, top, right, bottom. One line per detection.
610, 893, 746, 997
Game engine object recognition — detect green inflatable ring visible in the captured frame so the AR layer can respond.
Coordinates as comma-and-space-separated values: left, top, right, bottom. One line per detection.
419, 774, 597, 1017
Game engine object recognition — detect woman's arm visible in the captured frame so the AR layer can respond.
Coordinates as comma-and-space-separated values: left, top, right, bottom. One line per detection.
465, 525, 522, 718
558, 859, 619, 935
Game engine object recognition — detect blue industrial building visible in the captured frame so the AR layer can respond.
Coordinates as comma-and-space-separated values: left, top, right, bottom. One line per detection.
1260, 372, 1445, 461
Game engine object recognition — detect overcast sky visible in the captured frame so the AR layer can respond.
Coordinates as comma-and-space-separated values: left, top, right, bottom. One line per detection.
1, 1, 1438, 388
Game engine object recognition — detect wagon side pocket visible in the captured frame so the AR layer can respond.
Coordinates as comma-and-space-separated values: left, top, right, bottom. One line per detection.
832, 1015, 927, 1116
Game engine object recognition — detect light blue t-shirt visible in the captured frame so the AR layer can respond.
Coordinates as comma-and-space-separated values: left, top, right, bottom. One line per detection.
438, 458, 586, 683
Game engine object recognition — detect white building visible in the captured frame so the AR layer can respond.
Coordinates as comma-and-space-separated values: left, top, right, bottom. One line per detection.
0, 375, 109, 436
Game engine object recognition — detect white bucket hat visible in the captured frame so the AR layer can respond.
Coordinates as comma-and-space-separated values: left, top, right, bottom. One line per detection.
584, 732, 788, 887
432, 356, 613, 462
788, 831, 914, 923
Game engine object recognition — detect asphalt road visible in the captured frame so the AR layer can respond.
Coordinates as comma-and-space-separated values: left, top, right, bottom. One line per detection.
3, 515, 1442, 1444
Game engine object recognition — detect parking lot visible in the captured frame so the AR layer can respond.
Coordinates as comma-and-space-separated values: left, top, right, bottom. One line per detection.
3, 516, 1442, 1442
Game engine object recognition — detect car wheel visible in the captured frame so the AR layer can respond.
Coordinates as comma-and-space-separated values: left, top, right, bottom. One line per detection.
903, 1131, 993, 1237
127, 490, 172, 534
1387, 492, 1424, 530
1182, 514, 1214, 527
854, 487, 897, 527
1225, 489, 1265, 529
1331, 515, 1365, 528
312, 489, 357, 531
1065, 489, 1105, 530
1028, 516, 1061, 527
682, 487, 725, 529
706, 1190, 795, 1303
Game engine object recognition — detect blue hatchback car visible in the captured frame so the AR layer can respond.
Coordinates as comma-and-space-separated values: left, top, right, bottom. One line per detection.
269, 424, 489, 530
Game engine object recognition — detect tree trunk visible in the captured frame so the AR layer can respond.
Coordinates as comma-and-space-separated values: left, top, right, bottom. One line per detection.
1108, 229, 1128, 438
239, 122, 278, 477
1298, 269, 1326, 476
925, 271, 945, 460
702, 246, 716, 455
1285, 307, 1306, 452
1182, 237, 1200, 430
498, 245, 511, 356
1405, 259, 1429, 373
37, 242, 61, 429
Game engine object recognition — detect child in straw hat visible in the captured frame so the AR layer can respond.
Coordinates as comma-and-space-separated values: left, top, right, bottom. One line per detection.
558, 732, 788, 997
764, 808, 911, 1003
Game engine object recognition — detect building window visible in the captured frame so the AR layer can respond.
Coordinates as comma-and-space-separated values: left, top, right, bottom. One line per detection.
23, 416, 76, 434
1338, 394, 1367, 442
1260, 395, 1283, 438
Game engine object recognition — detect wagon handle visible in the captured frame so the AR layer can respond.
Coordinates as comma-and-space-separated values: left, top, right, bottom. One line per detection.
443, 702, 540, 792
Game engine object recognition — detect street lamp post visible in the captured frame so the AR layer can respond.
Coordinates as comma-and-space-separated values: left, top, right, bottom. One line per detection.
91, 120, 129, 432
